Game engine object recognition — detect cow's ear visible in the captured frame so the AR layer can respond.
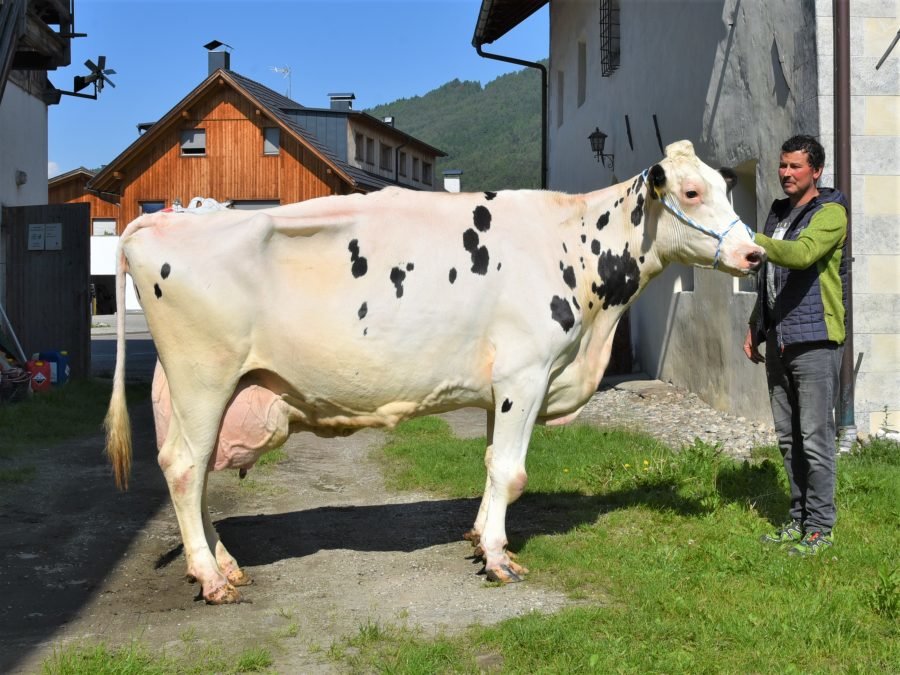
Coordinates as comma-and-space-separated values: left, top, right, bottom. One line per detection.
719, 167, 738, 193
649, 164, 666, 200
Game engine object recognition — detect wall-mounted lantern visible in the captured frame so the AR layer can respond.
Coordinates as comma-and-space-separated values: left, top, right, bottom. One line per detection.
588, 128, 614, 170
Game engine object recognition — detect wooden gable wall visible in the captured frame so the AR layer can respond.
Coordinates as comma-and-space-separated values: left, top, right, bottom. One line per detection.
48, 175, 120, 226
114, 86, 351, 226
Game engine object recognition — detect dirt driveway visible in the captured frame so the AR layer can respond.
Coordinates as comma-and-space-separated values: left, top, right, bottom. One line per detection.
1, 400, 582, 673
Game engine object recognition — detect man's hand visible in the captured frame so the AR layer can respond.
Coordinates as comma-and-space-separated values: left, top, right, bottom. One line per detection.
743, 327, 765, 364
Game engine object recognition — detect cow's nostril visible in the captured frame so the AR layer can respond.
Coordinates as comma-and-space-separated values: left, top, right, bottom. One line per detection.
746, 251, 763, 265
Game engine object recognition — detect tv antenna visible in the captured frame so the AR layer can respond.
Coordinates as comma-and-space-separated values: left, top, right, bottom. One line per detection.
271, 65, 291, 98
59, 56, 116, 100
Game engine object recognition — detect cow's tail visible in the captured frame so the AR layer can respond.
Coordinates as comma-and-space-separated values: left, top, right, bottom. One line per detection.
104, 242, 132, 491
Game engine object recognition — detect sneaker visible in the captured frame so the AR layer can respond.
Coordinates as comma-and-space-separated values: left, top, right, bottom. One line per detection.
788, 530, 834, 557
759, 520, 804, 545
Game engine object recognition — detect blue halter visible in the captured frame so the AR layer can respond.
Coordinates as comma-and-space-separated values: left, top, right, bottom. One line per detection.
640, 169, 754, 269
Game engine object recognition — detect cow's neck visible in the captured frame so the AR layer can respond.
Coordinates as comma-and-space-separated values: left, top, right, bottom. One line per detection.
577, 172, 665, 323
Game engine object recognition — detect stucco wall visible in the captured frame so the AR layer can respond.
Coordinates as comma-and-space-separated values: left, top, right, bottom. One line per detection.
547, 0, 818, 422
817, 0, 900, 436
0, 80, 50, 308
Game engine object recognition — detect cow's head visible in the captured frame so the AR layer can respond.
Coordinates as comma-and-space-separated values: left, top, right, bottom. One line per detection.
648, 141, 764, 276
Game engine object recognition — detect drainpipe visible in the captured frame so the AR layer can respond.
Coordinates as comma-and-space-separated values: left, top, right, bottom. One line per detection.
474, 44, 547, 189
834, 0, 855, 447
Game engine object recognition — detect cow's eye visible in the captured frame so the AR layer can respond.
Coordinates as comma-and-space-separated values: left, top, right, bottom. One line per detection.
685, 190, 699, 199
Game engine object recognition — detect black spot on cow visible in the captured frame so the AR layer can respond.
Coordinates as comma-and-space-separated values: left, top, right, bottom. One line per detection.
580, 234, 587, 243
562, 242, 568, 253
463, 228, 490, 275
630, 193, 645, 227
550, 296, 575, 333
580, 257, 585, 270
572, 296, 581, 310
626, 186, 632, 196
497, 262, 502, 271
406, 262, 414, 271
591, 239, 601, 255
358, 302, 368, 320
348, 239, 368, 278
614, 198, 620, 207
484, 191, 497, 201
473, 205, 492, 233
449, 268, 457, 284
594, 244, 642, 309
561, 262, 576, 289
363, 327, 368, 336
588, 300, 594, 310
390, 267, 406, 298
154, 283, 162, 299
639, 256, 645, 263
596, 211, 610, 231
160, 263, 171, 279
501, 398, 513, 413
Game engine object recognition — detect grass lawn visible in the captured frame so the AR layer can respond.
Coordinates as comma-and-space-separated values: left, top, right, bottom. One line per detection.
340, 417, 900, 674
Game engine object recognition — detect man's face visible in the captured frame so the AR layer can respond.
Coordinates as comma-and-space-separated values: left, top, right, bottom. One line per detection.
779, 150, 823, 204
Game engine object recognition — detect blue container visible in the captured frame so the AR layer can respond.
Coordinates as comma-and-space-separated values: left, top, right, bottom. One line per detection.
39, 350, 70, 385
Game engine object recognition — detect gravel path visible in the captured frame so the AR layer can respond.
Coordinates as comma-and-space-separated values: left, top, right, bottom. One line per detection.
580, 378, 777, 461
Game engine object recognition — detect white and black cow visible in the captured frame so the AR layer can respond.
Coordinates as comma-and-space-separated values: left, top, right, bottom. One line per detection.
106, 140, 764, 604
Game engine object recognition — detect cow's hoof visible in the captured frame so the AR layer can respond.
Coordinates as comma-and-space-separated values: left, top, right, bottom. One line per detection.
485, 561, 529, 584
472, 543, 485, 560
463, 529, 481, 544
227, 568, 253, 587
204, 582, 242, 605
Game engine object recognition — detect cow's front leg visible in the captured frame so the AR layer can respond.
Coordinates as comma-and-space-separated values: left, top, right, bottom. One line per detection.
478, 377, 544, 583
464, 410, 494, 551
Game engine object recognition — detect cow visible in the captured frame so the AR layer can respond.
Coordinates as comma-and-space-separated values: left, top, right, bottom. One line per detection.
105, 140, 764, 604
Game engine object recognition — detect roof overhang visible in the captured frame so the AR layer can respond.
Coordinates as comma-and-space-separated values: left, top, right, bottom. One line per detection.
472, 0, 548, 47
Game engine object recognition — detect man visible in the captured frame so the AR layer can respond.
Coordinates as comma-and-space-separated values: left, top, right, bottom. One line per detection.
744, 135, 849, 556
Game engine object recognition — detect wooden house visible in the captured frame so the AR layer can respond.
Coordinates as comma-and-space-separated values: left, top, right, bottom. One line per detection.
57, 48, 446, 311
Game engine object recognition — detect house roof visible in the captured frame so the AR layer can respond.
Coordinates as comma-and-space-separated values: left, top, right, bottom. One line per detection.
472, 0, 548, 47
88, 68, 443, 196
49, 166, 95, 186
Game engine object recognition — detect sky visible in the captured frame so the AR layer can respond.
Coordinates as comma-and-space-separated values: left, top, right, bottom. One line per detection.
47, 0, 549, 177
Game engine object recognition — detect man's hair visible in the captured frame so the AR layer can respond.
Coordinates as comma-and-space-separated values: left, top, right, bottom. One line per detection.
781, 135, 825, 170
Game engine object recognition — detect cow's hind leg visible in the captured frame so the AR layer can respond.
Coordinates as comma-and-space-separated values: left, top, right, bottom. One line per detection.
464, 411, 493, 553
477, 374, 545, 583
200, 472, 252, 587
159, 391, 241, 604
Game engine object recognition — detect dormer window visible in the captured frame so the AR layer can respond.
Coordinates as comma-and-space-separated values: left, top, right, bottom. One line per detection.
180, 129, 206, 156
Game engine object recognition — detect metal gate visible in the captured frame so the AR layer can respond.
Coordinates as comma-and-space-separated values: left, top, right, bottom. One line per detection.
2, 203, 90, 379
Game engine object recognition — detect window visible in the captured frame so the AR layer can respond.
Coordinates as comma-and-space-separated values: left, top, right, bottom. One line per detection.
354, 132, 364, 161
180, 129, 206, 156
140, 201, 165, 214
231, 200, 280, 210
599, 0, 621, 76
398, 151, 407, 176
92, 218, 116, 236
412, 157, 420, 181
577, 41, 587, 107
263, 127, 280, 155
365, 137, 375, 164
423, 161, 433, 185
380, 142, 392, 171
556, 71, 564, 128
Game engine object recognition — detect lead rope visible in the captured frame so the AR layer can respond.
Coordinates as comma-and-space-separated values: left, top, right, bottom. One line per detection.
640, 168, 754, 269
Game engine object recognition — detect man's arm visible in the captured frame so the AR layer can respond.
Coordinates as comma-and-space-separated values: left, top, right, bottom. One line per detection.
754, 202, 847, 269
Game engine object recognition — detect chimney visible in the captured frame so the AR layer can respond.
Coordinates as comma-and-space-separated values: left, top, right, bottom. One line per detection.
204, 40, 232, 75
383, 115, 395, 127
328, 92, 355, 111
443, 169, 463, 193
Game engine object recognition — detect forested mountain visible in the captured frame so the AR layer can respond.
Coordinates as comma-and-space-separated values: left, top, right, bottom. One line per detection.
365, 63, 543, 192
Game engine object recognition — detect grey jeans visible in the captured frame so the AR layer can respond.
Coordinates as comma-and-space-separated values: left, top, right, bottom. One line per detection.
766, 333, 843, 532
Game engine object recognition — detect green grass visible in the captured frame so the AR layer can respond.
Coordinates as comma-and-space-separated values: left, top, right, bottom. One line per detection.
42, 642, 273, 674
350, 418, 900, 673
0, 378, 150, 460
